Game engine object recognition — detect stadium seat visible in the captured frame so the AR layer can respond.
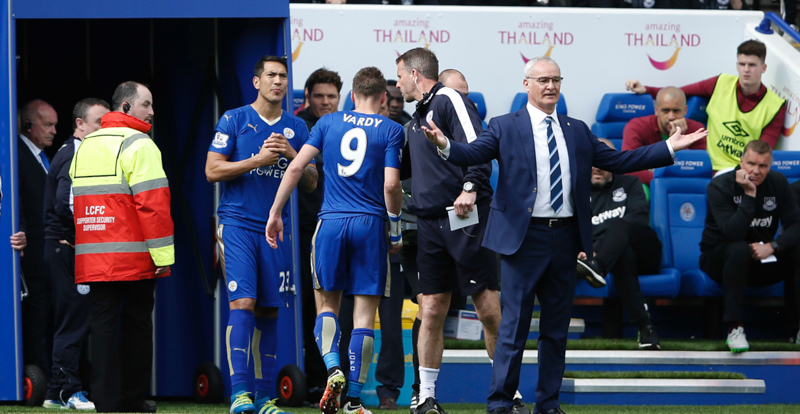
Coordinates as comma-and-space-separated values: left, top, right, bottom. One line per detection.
590, 93, 655, 149
595, 93, 654, 123
650, 150, 713, 296
468, 92, 487, 122
510, 92, 567, 115
343, 90, 355, 111
686, 96, 709, 125
293, 89, 305, 113
770, 150, 800, 182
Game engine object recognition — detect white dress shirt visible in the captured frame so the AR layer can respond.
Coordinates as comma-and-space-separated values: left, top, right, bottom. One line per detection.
527, 103, 573, 218
20, 134, 48, 173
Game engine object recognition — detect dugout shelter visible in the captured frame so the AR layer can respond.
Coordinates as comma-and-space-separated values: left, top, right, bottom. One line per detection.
0, 0, 305, 403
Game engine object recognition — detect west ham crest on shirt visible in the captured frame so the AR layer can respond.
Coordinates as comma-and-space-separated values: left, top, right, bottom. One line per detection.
763, 197, 777, 211
612, 187, 627, 202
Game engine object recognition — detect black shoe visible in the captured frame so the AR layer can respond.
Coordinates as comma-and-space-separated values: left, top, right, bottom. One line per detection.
416, 397, 447, 414
538, 408, 566, 414
638, 323, 661, 350
488, 407, 512, 414
119, 399, 157, 413
409, 391, 419, 414
511, 398, 530, 414
576, 259, 606, 288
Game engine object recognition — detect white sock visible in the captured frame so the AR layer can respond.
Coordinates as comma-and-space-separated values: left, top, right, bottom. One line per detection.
514, 390, 523, 400
419, 367, 440, 402
490, 358, 493, 366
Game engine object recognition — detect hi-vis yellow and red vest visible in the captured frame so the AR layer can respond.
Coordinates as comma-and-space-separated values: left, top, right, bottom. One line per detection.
69, 113, 174, 283
706, 73, 785, 171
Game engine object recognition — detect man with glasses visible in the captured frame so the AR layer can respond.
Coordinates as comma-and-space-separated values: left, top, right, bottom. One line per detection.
206, 55, 318, 414
422, 56, 707, 414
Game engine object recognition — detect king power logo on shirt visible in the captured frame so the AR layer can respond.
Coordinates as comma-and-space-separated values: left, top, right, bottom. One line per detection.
250, 154, 289, 178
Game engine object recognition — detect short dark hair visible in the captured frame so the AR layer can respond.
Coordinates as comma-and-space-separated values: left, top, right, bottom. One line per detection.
111, 81, 145, 112
304, 68, 343, 96
737, 40, 767, 62
743, 139, 772, 157
72, 98, 110, 130
396, 48, 439, 81
254, 55, 288, 77
353, 67, 387, 99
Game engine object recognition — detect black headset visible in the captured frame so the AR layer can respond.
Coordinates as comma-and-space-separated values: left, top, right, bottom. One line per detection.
122, 102, 131, 113
22, 120, 32, 131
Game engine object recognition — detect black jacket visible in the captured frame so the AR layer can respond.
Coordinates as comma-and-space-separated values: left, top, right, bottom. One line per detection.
43, 136, 80, 244
701, 167, 800, 252
295, 108, 324, 234
18, 137, 48, 270
402, 82, 492, 218
590, 174, 649, 250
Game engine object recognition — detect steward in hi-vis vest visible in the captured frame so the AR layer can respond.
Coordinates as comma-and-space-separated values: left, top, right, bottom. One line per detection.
69, 111, 174, 283
706, 73, 784, 171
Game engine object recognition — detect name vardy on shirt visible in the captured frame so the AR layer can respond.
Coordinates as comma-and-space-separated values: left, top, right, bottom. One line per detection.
343, 113, 384, 127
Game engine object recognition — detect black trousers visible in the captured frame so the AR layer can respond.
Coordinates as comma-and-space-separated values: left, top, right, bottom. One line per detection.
44, 240, 91, 401
595, 221, 662, 325
701, 241, 800, 326
21, 245, 52, 372
375, 262, 405, 400
299, 228, 327, 393
782, 0, 797, 27
88, 279, 156, 413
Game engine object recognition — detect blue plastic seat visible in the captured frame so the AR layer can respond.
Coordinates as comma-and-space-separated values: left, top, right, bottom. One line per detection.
685, 96, 709, 125
468, 92, 487, 122
771, 150, 800, 182
510, 92, 567, 115
590, 94, 655, 150
293, 89, 305, 113
343, 90, 355, 111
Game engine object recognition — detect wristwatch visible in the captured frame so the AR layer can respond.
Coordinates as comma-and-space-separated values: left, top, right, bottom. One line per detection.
463, 182, 478, 193
770, 240, 780, 253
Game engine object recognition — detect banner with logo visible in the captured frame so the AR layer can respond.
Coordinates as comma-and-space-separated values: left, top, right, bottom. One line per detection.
751, 23, 800, 150
290, 6, 799, 147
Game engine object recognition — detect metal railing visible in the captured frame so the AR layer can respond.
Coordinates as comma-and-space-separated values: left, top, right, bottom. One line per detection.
755, 11, 800, 44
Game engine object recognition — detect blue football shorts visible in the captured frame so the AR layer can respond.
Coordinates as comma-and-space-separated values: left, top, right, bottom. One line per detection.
217, 224, 291, 307
311, 215, 390, 296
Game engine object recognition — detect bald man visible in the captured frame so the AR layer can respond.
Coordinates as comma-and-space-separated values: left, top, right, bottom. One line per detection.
18, 99, 59, 375
439, 69, 469, 96
621, 87, 706, 184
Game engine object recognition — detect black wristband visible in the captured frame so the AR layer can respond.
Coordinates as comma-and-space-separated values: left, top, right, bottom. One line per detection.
770, 240, 780, 253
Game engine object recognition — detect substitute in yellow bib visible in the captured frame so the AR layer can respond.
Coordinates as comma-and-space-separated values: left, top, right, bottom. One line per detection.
627, 40, 786, 171
69, 81, 174, 413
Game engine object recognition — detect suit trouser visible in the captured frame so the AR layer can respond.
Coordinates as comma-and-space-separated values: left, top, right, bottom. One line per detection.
44, 240, 91, 401
782, 0, 797, 27
375, 262, 405, 400
88, 279, 156, 413
700, 242, 800, 327
489, 220, 577, 413
300, 228, 328, 393
594, 221, 662, 325
21, 246, 52, 372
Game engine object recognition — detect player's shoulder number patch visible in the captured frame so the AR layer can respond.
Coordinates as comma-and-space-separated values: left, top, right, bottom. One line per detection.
212, 132, 229, 149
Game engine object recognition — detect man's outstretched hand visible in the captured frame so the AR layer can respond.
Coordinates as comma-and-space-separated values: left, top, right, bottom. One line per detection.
667, 126, 708, 151
421, 119, 448, 150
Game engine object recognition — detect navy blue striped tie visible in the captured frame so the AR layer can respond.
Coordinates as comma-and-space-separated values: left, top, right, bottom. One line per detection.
546, 116, 563, 214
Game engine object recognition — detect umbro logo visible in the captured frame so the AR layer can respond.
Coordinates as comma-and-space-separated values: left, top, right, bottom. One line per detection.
722, 121, 749, 138
247, 123, 258, 133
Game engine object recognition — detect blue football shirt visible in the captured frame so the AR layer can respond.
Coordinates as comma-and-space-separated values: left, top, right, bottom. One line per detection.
209, 105, 310, 232
307, 111, 404, 220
